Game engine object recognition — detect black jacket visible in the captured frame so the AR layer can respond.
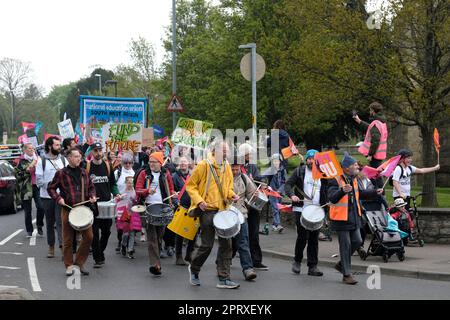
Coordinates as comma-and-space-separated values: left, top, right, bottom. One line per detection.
284, 165, 328, 207
327, 175, 378, 231
172, 170, 191, 209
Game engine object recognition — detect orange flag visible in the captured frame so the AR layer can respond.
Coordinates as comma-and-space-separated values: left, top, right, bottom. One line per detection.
312, 151, 344, 180
434, 128, 440, 154
263, 189, 282, 198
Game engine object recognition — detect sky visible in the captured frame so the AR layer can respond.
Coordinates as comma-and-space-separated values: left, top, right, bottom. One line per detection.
0, 0, 173, 94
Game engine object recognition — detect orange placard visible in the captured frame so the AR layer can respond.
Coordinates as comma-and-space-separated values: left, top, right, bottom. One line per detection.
281, 138, 299, 160
434, 128, 440, 154
312, 151, 343, 180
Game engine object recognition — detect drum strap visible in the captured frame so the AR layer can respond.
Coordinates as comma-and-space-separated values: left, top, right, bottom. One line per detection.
206, 160, 227, 207
81, 175, 85, 202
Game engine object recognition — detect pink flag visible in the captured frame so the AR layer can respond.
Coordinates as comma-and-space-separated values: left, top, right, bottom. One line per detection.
277, 203, 293, 213
378, 155, 402, 177
362, 166, 380, 179
18, 134, 29, 144
21, 121, 36, 133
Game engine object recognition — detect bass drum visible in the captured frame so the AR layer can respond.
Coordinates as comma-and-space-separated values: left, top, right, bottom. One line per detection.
69, 206, 94, 231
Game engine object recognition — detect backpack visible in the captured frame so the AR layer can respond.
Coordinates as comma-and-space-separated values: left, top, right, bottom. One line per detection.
41, 155, 66, 172
388, 165, 412, 186
85, 160, 111, 177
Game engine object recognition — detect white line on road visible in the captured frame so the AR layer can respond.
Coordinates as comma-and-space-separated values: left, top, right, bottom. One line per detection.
27, 257, 42, 292
0, 252, 24, 255
29, 229, 37, 246
0, 285, 19, 289
0, 266, 21, 270
0, 229, 23, 246
32, 219, 36, 224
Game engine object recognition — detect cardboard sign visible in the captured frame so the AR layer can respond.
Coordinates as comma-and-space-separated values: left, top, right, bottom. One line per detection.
171, 118, 213, 150
312, 151, 343, 180
142, 127, 155, 147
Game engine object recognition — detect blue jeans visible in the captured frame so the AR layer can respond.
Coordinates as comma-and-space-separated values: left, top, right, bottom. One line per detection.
122, 231, 137, 252
233, 221, 253, 271
269, 196, 281, 226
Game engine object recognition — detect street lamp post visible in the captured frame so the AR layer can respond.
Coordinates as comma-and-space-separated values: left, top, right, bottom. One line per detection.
105, 80, 118, 97
239, 43, 257, 142
9, 90, 14, 135
172, 0, 177, 131
94, 74, 102, 94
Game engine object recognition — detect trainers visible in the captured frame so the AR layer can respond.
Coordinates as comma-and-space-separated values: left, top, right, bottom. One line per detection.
140, 234, 146, 242
292, 261, 301, 274
253, 263, 269, 271
244, 269, 257, 281
167, 246, 175, 257
272, 225, 278, 232
188, 264, 200, 286
93, 261, 102, 269
308, 266, 323, 277
160, 250, 168, 259
357, 247, 367, 259
47, 245, 55, 258
77, 265, 89, 276
343, 275, 358, 285
217, 279, 240, 289
277, 225, 284, 233
121, 245, 127, 257
127, 252, 135, 259
37, 228, 44, 237
65, 265, 74, 276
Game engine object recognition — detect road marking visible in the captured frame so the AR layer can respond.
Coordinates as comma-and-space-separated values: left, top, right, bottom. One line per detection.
29, 229, 37, 246
0, 252, 24, 255
14, 242, 23, 245
0, 229, 23, 246
32, 219, 36, 224
0, 285, 19, 289
27, 257, 42, 292
0, 266, 21, 270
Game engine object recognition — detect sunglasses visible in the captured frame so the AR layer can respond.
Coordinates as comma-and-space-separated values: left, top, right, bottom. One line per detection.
124, 162, 133, 165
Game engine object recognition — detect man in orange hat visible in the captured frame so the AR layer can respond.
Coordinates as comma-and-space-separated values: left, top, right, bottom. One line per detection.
135, 151, 176, 276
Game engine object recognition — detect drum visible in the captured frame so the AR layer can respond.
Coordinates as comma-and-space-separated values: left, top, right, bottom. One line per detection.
300, 205, 325, 231
213, 210, 241, 239
69, 206, 94, 231
245, 191, 268, 211
229, 205, 245, 224
145, 203, 174, 226
131, 205, 147, 227
167, 206, 200, 241
97, 200, 117, 219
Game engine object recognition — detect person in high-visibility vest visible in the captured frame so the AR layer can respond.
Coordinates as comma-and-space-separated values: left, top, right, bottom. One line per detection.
327, 152, 383, 285
353, 102, 388, 188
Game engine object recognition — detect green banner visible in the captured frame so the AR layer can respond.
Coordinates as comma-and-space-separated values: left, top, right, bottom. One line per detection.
171, 117, 213, 150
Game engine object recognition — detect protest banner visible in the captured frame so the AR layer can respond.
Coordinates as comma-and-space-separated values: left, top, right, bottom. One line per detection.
142, 127, 155, 147
312, 151, 344, 180
102, 123, 142, 153
171, 117, 213, 150
57, 119, 75, 139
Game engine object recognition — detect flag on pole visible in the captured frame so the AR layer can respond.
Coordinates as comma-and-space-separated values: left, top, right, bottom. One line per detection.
312, 151, 343, 180
262, 188, 282, 198
378, 155, 402, 178
20, 122, 36, 133
34, 121, 43, 136
434, 128, 440, 154
361, 166, 380, 179
277, 203, 293, 213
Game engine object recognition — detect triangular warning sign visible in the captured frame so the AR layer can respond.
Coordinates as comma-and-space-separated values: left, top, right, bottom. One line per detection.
166, 94, 185, 112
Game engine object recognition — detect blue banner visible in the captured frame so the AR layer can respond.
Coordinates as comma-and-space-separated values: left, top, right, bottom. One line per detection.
80, 95, 147, 129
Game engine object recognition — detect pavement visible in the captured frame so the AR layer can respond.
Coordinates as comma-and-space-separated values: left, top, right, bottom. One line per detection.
259, 223, 450, 281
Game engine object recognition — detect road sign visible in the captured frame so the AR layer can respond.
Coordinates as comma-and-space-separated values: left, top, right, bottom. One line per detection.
240, 52, 266, 82
167, 94, 185, 112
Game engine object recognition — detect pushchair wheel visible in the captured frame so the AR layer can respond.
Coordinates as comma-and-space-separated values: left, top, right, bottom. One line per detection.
382, 253, 389, 263
419, 239, 425, 247
396, 252, 405, 262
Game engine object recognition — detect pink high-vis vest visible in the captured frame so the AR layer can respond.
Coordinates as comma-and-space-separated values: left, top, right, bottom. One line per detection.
358, 120, 388, 160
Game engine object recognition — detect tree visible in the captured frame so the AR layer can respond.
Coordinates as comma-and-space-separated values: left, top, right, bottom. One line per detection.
0, 58, 32, 134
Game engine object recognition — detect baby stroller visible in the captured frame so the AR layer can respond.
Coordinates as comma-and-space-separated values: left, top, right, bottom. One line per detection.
389, 196, 425, 247
361, 208, 406, 263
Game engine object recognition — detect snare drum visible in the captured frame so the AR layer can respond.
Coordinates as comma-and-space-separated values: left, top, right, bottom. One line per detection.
213, 210, 241, 239
131, 205, 147, 227
145, 203, 174, 226
69, 206, 94, 231
300, 205, 325, 231
229, 205, 245, 224
245, 191, 268, 211
97, 200, 117, 219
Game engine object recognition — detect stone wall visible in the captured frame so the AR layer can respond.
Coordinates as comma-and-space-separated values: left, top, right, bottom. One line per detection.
417, 208, 450, 244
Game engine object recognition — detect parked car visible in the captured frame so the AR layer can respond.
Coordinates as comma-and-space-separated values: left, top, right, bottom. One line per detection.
0, 160, 17, 214
0, 144, 23, 166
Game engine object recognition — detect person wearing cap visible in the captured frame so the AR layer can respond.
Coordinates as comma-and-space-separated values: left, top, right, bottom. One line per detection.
392, 149, 440, 209
238, 143, 268, 270
353, 102, 388, 188
285, 149, 328, 276
135, 151, 176, 276
86, 143, 121, 269
327, 152, 382, 285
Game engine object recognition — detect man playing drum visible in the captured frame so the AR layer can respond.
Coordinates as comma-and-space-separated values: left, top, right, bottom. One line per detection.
86, 143, 121, 269
328, 152, 382, 285
135, 151, 176, 276
186, 140, 240, 289
48, 148, 97, 276
285, 149, 327, 277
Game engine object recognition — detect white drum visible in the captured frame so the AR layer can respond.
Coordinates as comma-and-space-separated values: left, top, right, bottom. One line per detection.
97, 200, 117, 219
300, 205, 325, 231
229, 205, 245, 224
245, 191, 269, 211
69, 206, 94, 231
213, 210, 241, 239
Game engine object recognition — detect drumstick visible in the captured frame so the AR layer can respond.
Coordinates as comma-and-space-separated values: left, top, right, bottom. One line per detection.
253, 180, 268, 186
320, 202, 332, 208
162, 193, 179, 202
62, 204, 73, 210
72, 197, 98, 207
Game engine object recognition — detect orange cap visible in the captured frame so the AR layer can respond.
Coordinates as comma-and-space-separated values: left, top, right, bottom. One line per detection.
150, 151, 164, 165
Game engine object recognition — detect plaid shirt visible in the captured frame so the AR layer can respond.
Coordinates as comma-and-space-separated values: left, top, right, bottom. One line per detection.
47, 166, 96, 206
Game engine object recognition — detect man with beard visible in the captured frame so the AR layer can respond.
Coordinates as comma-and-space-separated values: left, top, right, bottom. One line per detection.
86, 143, 120, 268
328, 152, 382, 285
353, 102, 388, 188
285, 149, 327, 277
36, 137, 67, 258
48, 148, 96, 276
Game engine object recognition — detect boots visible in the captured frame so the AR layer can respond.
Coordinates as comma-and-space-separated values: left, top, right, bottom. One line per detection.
47, 245, 55, 258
